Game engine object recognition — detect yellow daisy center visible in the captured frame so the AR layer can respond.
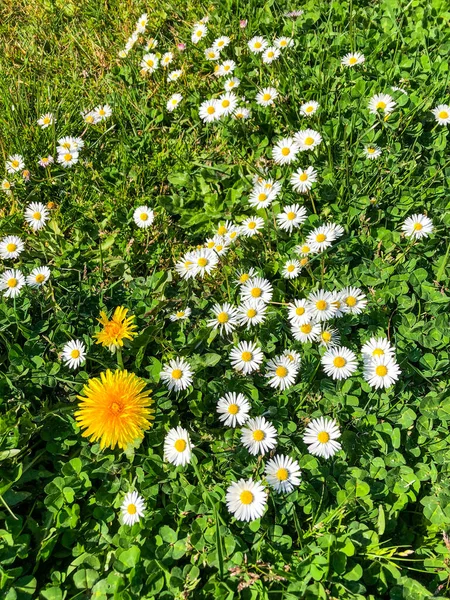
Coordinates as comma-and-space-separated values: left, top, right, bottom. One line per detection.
258, 193, 267, 202
268, 52, 274, 58
304, 136, 314, 145
316, 300, 327, 311
35, 274, 46, 283
241, 351, 253, 362
438, 110, 449, 119
127, 503, 137, 514
317, 431, 330, 443
301, 245, 310, 253
413, 222, 423, 231
240, 490, 254, 504
372, 348, 384, 356
176, 311, 185, 318
43, 116, 50, 123
252, 429, 265, 441
333, 356, 346, 368
316, 233, 326, 242
228, 403, 239, 414
345, 296, 357, 307
197, 258, 208, 267
12, 160, 19, 168
254, 42, 262, 49
174, 439, 186, 452
299, 173, 308, 181
171, 369, 183, 379
207, 106, 216, 115
321, 331, 332, 342
300, 258, 308, 266
64, 153, 72, 161
248, 221, 256, 230
7, 278, 18, 288
376, 365, 388, 377
70, 349, 80, 359
349, 57, 357, 65
217, 312, 229, 323
33, 212, 42, 220
300, 323, 312, 334
276, 468, 288, 481
376, 101, 387, 110
222, 100, 230, 108
281, 147, 290, 156
239, 273, 250, 283
275, 366, 288, 378
296, 307, 305, 316
287, 212, 296, 220
218, 226, 227, 235
263, 93, 271, 101
287, 265, 295, 272
305, 106, 314, 113
247, 308, 257, 318
6, 243, 16, 252
140, 213, 148, 221
250, 287, 261, 298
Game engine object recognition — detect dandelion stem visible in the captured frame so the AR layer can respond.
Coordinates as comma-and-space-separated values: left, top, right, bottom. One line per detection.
116, 347, 124, 370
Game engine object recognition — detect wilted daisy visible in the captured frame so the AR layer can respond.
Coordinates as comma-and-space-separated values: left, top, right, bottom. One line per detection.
265, 356, 298, 390
277, 204, 308, 233
57, 136, 84, 152
226, 478, 267, 522
218, 92, 238, 116
307, 289, 337, 322
213, 36, 230, 51
248, 183, 278, 209
57, 151, 79, 168
256, 87, 278, 107
290, 166, 318, 193
364, 145, 382, 160
169, 307, 191, 322
282, 259, 302, 279
208, 302, 239, 335
291, 321, 321, 343
24, 202, 49, 231
0, 269, 25, 298
341, 52, 365, 67
240, 276, 273, 303
287, 299, 311, 326
340, 287, 367, 315
37, 113, 55, 128
93, 105, 112, 121
248, 36, 268, 53
199, 99, 222, 123
364, 355, 401, 389
241, 416, 277, 455
192, 22, 208, 43
361, 337, 395, 362
262, 46, 280, 64
217, 392, 251, 427
319, 325, 340, 348
274, 36, 294, 49
121, 491, 145, 526
265, 455, 301, 493
234, 106, 251, 120
0, 235, 24, 260
294, 129, 322, 151
167, 69, 182, 82
160, 358, 193, 392
230, 341, 264, 375
303, 417, 341, 459
2, 179, 13, 194
401, 214, 433, 239
368, 93, 396, 115
431, 104, 450, 125
26, 266, 51, 287
235, 267, 257, 286
205, 47, 220, 60
167, 93, 183, 112
94, 306, 137, 352
161, 52, 174, 68
322, 346, 358, 380
282, 349, 301, 367
6, 154, 25, 174
224, 77, 240, 91
191, 248, 219, 277
237, 299, 268, 328
141, 53, 159, 74
75, 370, 154, 449
164, 426, 193, 466
272, 137, 299, 165
38, 156, 54, 168
300, 101, 319, 117
62, 340, 86, 369
240, 216, 265, 237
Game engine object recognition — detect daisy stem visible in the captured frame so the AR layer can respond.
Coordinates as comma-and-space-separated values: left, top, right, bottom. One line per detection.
309, 192, 317, 215
320, 256, 325, 287
116, 347, 124, 370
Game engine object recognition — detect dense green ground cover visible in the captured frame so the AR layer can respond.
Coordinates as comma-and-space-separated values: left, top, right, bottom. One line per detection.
1, 0, 450, 598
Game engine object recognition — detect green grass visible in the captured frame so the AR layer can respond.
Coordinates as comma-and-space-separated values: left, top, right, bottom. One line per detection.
1, 0, 450, 599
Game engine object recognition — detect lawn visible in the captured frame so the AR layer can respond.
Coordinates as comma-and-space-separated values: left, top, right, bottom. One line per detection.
1, 0, 450, 599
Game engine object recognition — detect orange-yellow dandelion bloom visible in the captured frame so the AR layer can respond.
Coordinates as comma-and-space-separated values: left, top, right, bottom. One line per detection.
94, 306, 137, 351
74, 369, 154, 450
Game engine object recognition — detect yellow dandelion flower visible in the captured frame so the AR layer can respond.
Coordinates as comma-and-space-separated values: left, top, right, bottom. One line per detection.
75, 369, 154, 450
94, 306, 137, 351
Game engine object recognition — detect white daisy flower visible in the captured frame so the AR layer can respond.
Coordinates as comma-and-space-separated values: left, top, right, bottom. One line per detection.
216, 220, 239, 240
237, 299, 268, 328
290, 166, 317, 193
230, 341, 264, 375
265, 356, 298, 390
226, 478, 267, 522
319, 325, 340, 348
265, 455, 301, 493
274, 37, 294, 49
169, 307, 191, 322
218, 92, 238, 116
167, 93, 183, 112
282, 259, 302, 279
199, 99, 222, 123
224, 77, 240, 91
161, 52, 174, 67
241, 416, 277, 455
120, 491, 145, 526
62, 340, 86, 369
272, 137, 299, 165
205, 235, 230, 256
160, 358, 194, 392
364, 145, 382, 160
37, 113, 55, 128
6, 154, 25, 174
330, 291, 346, 318
141, 53, 159, 74
24, 202, 49, 231
192, 23, 208, 44
340, 286, 367, 315
256, 87, 279, 107
38, 156, 54, 168
205, 47, 220, 60
133, 206, 154, 228
248, 183, 278, 209
391, 85, 408, 95
57, 151, 79, 168
0, 269, 25, 298
234, 106, 251, 120
341, 52, 365, 67
216, 60, 236, 77
208, 302, 239, 335
26, 266, 51, 287
262, 46, 280, 64
322, 346, 358, 380
294, 129, 322, 151
136, 13, 148, 32
240, 276, 273, 303
306, 224, 339, 252
291, 321, 321, 343
296, 243, 314, 257
368, 93, 396, 115
300, 101, 319, 117
248, 36, 268, 54
174, 252, 196, 280
303, 417, 341, 459
217, 392, 251, 427
164, 426, 194, 466
82, 110, 99, 125
287, 299, 311, 326
282, 349, 301, 367
306, 289, 337, 322
0, 236, 24, 260
240, 216, 265, 237
213, 36, 230, 51
432, 104, 450, 125
361, 337, 395, 362
234, 267, 257, 286
191, 248, 219, 277
2, 179, 14, 194
168, 69, 182, 82
401, 214, 433, 239
276, 204, 308, 233
363, 355, 401, 389
93, 105, 112, 121
145, 37, 158, 50
57, 136, 84, 152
